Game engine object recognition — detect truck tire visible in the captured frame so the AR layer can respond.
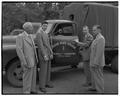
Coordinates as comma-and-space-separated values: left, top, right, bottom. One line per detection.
111, 55, 118, 73
6, 58, 23, 87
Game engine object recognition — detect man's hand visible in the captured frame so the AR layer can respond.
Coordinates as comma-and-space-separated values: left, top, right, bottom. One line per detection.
73, 40, 86, 47
73, 39, 79, 43
72, 41, 77, 45
91, 64, 99, 68
21, 63, 30, 71
50, 55, 53, 59
44, 55, 49, 61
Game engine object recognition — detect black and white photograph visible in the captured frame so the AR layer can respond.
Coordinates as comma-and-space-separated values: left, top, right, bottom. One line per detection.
2, 1, 118, 94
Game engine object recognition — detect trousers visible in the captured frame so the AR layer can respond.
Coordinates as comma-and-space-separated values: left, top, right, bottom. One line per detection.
83, 61, 91, 84
90, 66, 104, 93
39, 60, 51, 88
23, 66, 37, 93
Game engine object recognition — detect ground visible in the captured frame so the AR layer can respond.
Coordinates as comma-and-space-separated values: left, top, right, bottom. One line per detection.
2, 63, 118, 94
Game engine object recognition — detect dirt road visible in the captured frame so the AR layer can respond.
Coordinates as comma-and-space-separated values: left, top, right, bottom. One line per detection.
2, 65, 118, 94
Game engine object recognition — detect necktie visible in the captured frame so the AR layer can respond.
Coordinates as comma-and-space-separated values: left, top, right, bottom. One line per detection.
30, 35, 38, 63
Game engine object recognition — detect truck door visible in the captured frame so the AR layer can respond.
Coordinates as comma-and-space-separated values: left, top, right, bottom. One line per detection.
51, 23, 81, 66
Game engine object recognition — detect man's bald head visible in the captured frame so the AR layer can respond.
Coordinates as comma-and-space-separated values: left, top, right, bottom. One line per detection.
23, 22, 33, 34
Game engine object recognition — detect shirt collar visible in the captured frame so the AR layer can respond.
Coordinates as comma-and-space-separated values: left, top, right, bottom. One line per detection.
95, 33, 101, 39
23, 31, 28, 36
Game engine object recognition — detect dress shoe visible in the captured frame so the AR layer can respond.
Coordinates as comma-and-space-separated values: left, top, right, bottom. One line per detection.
39, 88, 47, 93
82, 83, 91, 87
87, 87, 97, 91
46, 83, 54, 88
30, 91, 38, 94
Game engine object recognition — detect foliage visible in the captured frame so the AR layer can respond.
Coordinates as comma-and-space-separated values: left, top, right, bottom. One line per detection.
2, 2, 117, 35
2, 2, 69, 35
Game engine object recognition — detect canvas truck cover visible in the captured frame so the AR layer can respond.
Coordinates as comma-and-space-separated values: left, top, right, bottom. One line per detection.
60, 3, 88, 41
61, 3, 118, 48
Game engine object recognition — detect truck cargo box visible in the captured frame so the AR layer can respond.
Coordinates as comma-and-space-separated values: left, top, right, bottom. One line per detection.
61, 3, 118, 48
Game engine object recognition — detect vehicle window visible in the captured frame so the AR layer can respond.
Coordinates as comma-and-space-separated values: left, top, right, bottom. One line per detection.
10, 29, 24, 35
62, 25, 73, 36
33, 25, 41, 34
45, 23, 53, 34
69, 14, 74, 21
54, 25, 63, 36
54, 23, 73, 36
32, 23, 41, 34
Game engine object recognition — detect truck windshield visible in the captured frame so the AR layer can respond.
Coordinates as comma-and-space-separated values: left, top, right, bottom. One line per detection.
54, 23, 74, 36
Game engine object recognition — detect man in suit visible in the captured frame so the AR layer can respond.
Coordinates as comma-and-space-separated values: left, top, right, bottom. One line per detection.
81, 26, 93, 87
74, 26, 93, 86
16, 22, 38, 94
89, 25, 105, 93
35, 22, 53, 93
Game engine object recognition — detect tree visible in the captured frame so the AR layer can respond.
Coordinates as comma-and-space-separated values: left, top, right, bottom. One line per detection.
2, 2, 70, 35
57, 2, 71, 10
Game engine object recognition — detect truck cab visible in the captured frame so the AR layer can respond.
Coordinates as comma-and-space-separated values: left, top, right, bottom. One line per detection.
2, 20, 82, 87
46, 20, 81, 67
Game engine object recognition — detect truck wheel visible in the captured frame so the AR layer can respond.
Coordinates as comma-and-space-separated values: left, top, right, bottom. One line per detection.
6, 58, 23, 87
111, 55, 118, 73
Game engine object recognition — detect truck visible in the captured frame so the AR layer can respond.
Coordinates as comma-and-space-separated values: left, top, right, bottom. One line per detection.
60, 3, 118, 73
2, 3, 118, 87
2, 20, 81, 87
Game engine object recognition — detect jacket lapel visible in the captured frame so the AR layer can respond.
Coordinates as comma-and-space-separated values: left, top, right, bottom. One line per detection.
29, 35, 38, 63
23, 32, 32, 46
91, 34, 101, 56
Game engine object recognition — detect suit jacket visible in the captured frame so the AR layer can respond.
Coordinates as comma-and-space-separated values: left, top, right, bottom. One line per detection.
90, 33, 105, 67
83, 32, 93, 47
16, 31, 38, 68
80, 32, 93, 61
35, 29, 53, 61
